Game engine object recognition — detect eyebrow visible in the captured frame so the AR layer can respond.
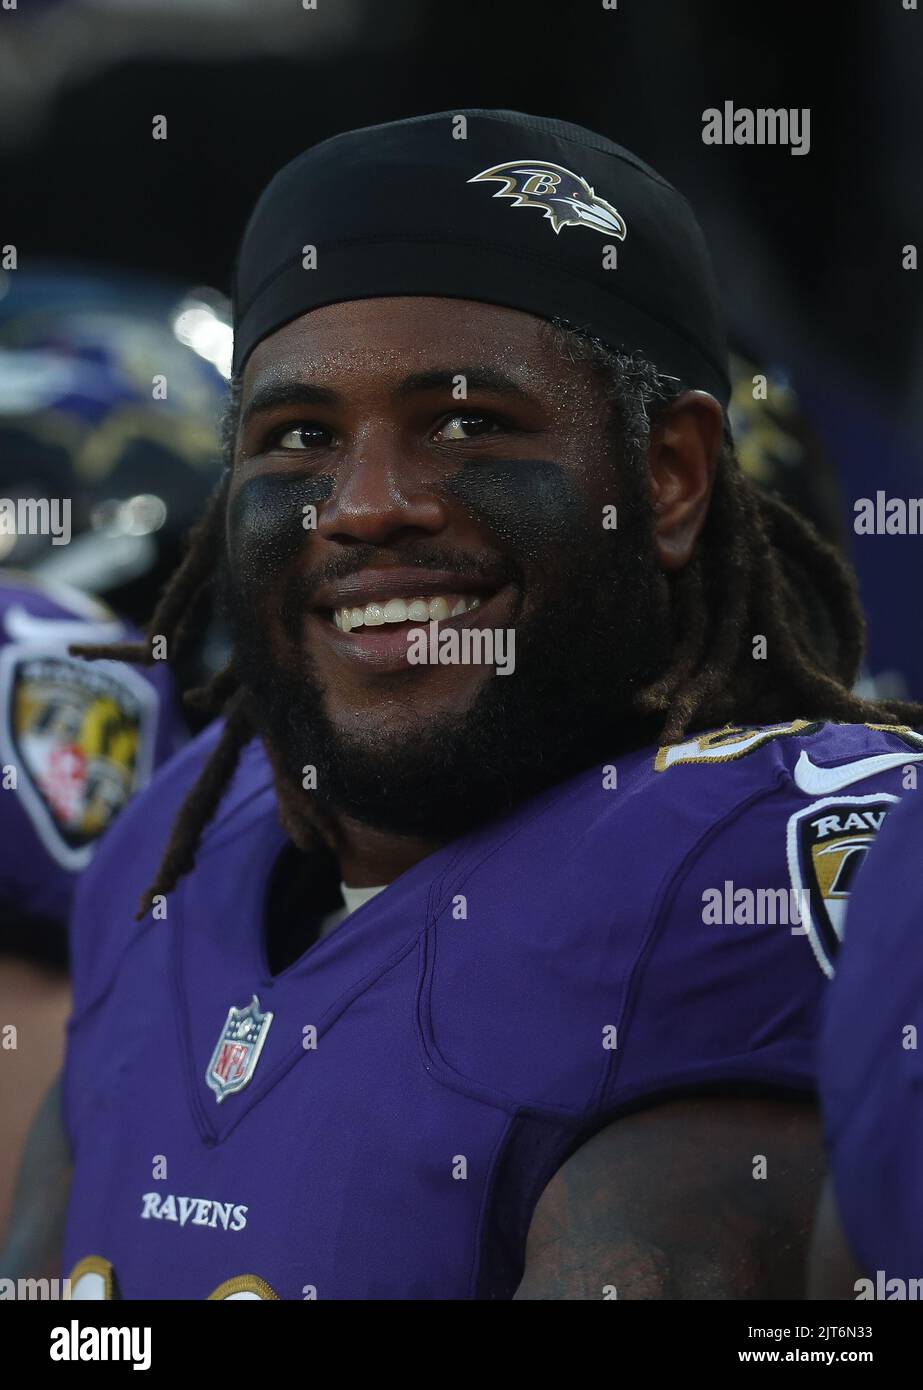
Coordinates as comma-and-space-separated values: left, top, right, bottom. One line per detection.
241, 365, 535, 428
391, 367, 534, 401
241, 381, 337, 429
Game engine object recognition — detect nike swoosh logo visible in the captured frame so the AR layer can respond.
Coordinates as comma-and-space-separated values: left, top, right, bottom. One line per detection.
3, 604, 124, 647
794, 749, 923, 795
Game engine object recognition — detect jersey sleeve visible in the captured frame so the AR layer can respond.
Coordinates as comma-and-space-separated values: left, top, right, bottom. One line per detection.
606, 732, 920, 1113
605, 782, 827, 1108
419, 721, 923, 1123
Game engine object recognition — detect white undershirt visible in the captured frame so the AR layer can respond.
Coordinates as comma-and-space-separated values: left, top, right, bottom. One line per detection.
317, 881, 387, 940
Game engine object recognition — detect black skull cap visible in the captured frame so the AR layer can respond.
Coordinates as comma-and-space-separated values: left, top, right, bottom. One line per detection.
232, 109, 730, 405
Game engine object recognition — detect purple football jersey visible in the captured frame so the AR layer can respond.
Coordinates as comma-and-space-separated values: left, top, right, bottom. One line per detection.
61, 718, 923, 1299
820, 786, 923, 1287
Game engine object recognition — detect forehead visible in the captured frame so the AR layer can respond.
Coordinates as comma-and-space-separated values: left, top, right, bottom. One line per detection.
241, 296, 592, 396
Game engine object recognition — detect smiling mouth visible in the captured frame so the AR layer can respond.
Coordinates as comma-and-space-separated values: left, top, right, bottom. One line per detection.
327, 592, 484, 633
309, 582, 514, 672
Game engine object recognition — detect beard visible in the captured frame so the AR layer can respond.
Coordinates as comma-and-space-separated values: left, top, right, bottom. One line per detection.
221, 468, 673, 845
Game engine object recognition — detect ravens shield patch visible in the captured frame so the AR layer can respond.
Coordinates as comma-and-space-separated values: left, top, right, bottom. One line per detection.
787, 793, 900, 978
0, 647, 158, 870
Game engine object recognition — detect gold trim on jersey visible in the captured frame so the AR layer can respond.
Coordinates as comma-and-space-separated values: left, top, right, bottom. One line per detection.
863, 723, 923, 750
655, 720, 818, 771
207, 1274, 280, 1301
66, 1253, 118, 1300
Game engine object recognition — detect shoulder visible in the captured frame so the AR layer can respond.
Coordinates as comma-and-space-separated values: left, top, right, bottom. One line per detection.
424, 719, 923, 1115
625, 718, 922, 974
617, 720, 923, 1088
513, 717, 923, 843
476, 718, 923, 936
651, 717, 923, 794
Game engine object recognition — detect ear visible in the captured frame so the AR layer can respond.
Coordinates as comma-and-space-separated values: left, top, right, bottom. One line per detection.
648, 391, 723, 571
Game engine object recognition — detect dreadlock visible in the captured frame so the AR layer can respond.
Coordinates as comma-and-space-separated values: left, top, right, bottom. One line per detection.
75, 330, 923, 919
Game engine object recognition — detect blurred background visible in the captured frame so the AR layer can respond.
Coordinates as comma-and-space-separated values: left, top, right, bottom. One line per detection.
0, 0, 920, 697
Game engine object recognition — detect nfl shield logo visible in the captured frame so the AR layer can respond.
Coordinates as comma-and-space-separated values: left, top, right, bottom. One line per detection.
206, 995, 274, 1103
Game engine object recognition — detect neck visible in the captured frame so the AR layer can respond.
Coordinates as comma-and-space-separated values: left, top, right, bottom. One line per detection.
265, 742, 443, 887
329, 815, 442, 888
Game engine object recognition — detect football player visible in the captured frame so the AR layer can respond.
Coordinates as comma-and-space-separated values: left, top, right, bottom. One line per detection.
809, 787, 923, 1300
8, 110, 923, 1300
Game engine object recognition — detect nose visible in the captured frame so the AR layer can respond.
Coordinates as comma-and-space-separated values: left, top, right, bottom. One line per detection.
316, 433, 450, 546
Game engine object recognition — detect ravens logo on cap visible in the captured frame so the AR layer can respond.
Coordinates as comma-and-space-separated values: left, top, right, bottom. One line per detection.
469, 160, 628, 239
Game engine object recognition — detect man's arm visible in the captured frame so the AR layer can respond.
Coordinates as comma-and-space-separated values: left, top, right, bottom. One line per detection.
514, 1095, 824, 1299
0, 1074, 72, 1280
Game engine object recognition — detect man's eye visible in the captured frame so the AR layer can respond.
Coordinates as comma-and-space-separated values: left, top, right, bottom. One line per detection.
273, 424, 331, 450
434, 413, 502, 442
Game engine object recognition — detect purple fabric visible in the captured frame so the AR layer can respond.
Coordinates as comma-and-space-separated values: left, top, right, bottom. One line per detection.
820, 788, 923, 1284
62, 719, 921, 1298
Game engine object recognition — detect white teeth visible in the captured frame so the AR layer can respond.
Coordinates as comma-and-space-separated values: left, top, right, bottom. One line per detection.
333, 594, 484, 631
